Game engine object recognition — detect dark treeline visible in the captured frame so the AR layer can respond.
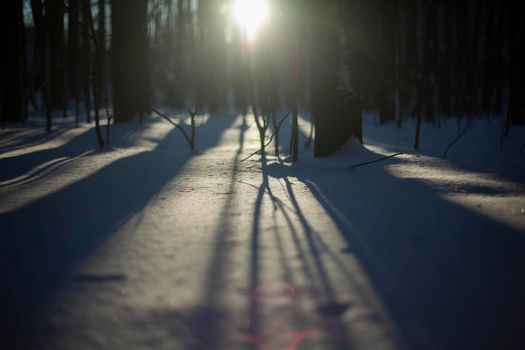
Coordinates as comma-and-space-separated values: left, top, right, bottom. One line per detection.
353, 0, 525, 148
0, 0, 523, 156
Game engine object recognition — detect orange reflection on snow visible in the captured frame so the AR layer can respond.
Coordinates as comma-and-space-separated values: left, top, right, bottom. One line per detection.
238, 281, 318, 349
251, 280, 297, 301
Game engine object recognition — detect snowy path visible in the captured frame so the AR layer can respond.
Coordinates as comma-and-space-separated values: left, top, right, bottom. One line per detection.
1, 114, 525, 350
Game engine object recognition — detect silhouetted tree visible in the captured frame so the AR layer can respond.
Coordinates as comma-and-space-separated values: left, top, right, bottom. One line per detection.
84, 0, 105, 146
506, 0, 525, 130
111, 0, 150, 123
1, 0, 25, 125
46, 0, 67, 118
80, 0, 92, 123
310, 0, 363, 157
29, 0, 49, 125
68, 0, 81, 125
378, 0, 398, 124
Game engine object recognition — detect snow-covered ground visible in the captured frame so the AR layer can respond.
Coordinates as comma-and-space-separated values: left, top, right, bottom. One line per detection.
1, 112, 524, 350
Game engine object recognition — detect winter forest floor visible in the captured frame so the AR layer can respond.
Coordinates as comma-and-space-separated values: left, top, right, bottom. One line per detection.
1, 111, 524, 350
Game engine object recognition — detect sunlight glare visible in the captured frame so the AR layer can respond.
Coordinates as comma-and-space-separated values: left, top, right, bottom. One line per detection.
234, 0, 269, 41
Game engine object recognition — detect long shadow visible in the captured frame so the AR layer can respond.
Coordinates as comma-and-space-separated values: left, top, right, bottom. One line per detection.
0, 128, 33, 141
0, 151, 91, 189
265, 156, 525, 350
192, 119, 248, 349
143, 117, 249, 350
0, 125, 73, 155
363, 129, 525, 185
261, 166, 354, 349
0, 114, 235, 349
0, 119, 159, 182
234, 158, 353, 349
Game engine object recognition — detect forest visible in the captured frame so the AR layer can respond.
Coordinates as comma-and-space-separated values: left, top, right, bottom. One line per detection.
1, 1, 524, 349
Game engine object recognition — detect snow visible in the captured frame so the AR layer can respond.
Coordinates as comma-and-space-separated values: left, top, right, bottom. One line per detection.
1, 111, 524, 349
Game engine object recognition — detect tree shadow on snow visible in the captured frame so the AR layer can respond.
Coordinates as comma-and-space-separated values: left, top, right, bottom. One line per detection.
264, 154, 525, 350
0, 118, 167, 182
254, 162, 355, 350
0, 113, 237, 349
135, 118, 253, 350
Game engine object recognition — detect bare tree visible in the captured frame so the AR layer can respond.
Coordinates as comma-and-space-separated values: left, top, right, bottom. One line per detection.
1, 0, 25, 126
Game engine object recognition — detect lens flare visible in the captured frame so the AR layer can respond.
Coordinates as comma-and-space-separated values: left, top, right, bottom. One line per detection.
251, 281, 296, 301
234, 0, 269, 40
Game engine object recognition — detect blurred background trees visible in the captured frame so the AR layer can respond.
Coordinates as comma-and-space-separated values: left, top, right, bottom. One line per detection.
0, 0, 523, 155
1, 0, 26, 125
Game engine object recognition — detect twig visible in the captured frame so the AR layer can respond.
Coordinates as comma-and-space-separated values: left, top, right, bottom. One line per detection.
151, 108, 193, 150
240, 109, 291, 162
442, 118, 474, 157
349, 153, 404, 169
245, 119, 256, 130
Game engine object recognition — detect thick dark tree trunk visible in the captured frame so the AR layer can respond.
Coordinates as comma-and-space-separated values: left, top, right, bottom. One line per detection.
423, 0, 437, 122
406, 0, 420, 120
378, 0, 398, 124
437, 0, 452, 117
481, 1, 497, 115
310, 1, 340, 157
311, 0, 362, 157
455, 1, 469, 116
47, 0, 66, 116
466, 0, 483, 117
507, 0, 525, 127
343, 0, 364, 143
111, 0, 150, 123
1, 0, 25, 124
30, 0, 47, 108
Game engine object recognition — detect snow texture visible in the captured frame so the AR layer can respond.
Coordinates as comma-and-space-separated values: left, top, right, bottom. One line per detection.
1, 111, 524, 350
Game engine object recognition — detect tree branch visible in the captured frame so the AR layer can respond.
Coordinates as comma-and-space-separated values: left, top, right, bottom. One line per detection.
443, 118, 474, 157
151, 108, 194, 150
240, 108, 291, 162
349, 152, 404, 169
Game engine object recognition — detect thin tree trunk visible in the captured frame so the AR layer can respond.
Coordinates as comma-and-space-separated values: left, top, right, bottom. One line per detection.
81, 0, 91, 123
68, 0, 81, 123
84, 0, 105, 146
414, 109, 422, 150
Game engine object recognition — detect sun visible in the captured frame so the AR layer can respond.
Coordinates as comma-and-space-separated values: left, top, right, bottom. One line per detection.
234, 0, 269, 40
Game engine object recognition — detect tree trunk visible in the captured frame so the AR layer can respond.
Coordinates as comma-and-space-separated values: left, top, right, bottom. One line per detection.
507, 0, 525, 127
1, 0, 25, 124
84, 0, 105, 146
378, 0, 398, 124
111, 0, 150, 123
81, 0, 91, 123
46, 0, 66, 116
311, 0, 362, 157
68, 0, 81, 124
